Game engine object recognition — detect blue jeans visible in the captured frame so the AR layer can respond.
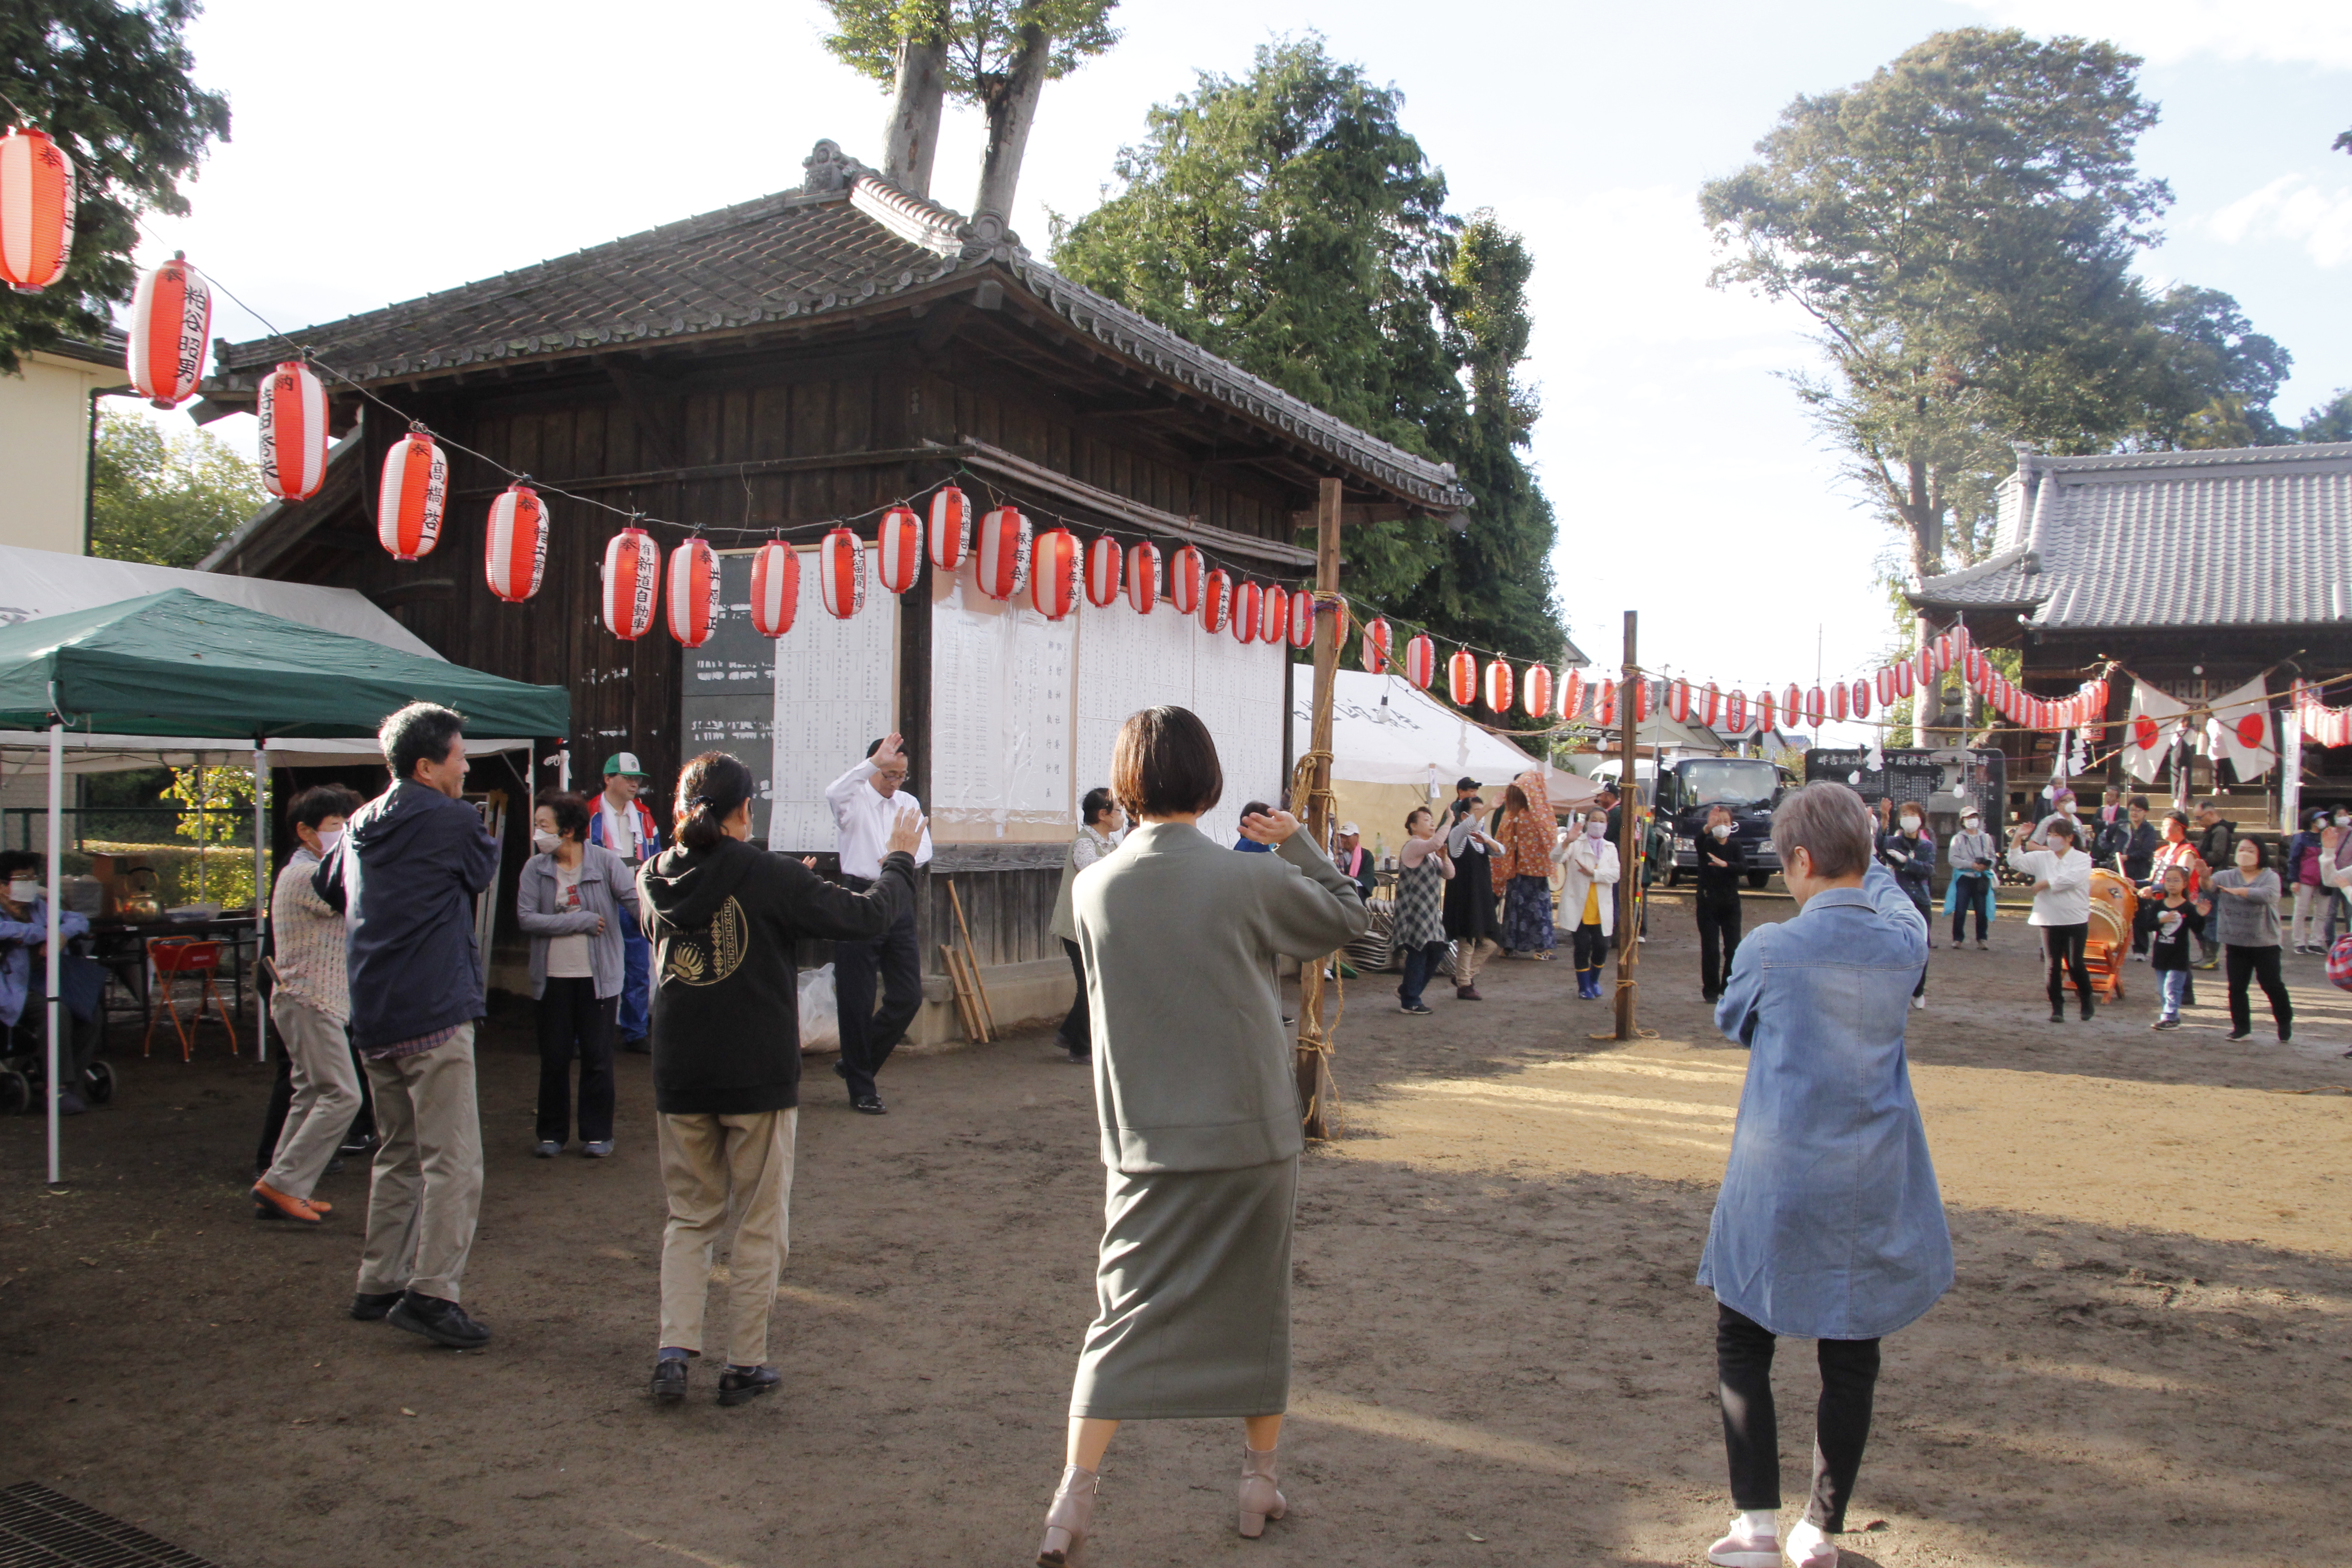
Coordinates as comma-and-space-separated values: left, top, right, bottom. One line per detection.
1397, 941, 1446, 1007
616, 900, 651, 1044
2159, 967, 2188, 1020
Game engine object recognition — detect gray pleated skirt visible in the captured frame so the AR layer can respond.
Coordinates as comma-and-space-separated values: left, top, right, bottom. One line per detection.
1068, 1156, 1298, 1421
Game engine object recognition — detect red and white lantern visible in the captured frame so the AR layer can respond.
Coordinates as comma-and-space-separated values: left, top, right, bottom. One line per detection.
1913, 647, 1935, 690
1756, 690, 1776, 733
1597, 676, 1617, 729
1852, 678, 1871, 720
1483, 658, 1514, 714
1085, 535, 1122, 608
1361, 616, 1393, 675
1805, 686, 1826, 726
1892, 661, 1915, 701
1668, 679, 1691, 724
376, 431, 446, 560
1126, 540, 1160, 614
1447, 650, 1477, 707
927, 485, 970, 571
1230, 580, 1262, 644
667, 537, 720, 648
818, 525, 867, 620
1724, 689, 1747, 733
0, 126, 76, 294
975, 506, 1029, 601
127, 253, 210, 409
1524, 665, 1554, 720
1259, 584, 1289, 645
1200, 569, 1232, 634
1029, 527, 1081, 620
1404, 632, 1435, 688
1288, 587, 1317, 649
1700, 681, 1720, 728
1830, 682, 1849, 723
1637, 678, 1654, 722
602, 527, 660, 639
749, 539, 799, 637
1963, 648, 1987, 688
257, 361, 329, 503
1780, 683, 1801, 723
483, 482, 545, 603
1561, 669, 1585, 720
1167, 546, 1204, 616
1876, 667, 1896, 708
876, 505, 922, 595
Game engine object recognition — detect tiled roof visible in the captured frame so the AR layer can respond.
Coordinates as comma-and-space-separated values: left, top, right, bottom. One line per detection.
212, 141, 1466, 510
1911, 443, 2352, 630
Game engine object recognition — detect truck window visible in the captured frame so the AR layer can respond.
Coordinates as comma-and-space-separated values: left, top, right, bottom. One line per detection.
1680, 760, 1779, 808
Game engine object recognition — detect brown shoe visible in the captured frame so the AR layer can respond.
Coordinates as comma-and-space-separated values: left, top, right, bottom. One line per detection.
251, 1180, 322, 1224
1456, 985, 1485, 1001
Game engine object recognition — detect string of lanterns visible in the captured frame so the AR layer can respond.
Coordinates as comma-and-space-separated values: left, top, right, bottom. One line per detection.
2292, 680, 2352, 750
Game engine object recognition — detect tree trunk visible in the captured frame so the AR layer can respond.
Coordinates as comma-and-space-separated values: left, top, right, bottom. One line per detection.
882, 31, 947, 198
973, 22, 1049, 220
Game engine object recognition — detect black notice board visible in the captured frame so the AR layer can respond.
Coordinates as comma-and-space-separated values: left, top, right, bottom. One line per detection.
680, 551, 776, 842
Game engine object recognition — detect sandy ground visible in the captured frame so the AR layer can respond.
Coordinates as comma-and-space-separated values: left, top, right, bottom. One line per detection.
6, 894, 2350, 1568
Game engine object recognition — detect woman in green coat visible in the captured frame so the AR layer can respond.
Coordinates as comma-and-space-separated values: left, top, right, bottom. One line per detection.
1035, 706, 1369, 1564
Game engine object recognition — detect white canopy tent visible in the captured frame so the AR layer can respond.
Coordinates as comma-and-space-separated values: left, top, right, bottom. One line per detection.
1293, 670, 1595, 803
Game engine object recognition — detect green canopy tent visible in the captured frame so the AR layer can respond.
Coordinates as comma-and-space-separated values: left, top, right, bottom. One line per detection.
0, 590, 569, 1183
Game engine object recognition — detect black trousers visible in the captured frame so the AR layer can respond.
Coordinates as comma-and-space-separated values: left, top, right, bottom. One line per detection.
2225, 944, 2293, 1037
1572, 921, 1608, 970
835, 899, 921, 1100
1057, 938, 1091, 1055
536, 976, 617, 1145
1697, 896, 1741, 999
1950, 874, 1990, 943
254, 1019, 375, 1172
1902, 884, 1931, 996
1716, 1303, 1881, 1530
2043, 921, 2092, 1011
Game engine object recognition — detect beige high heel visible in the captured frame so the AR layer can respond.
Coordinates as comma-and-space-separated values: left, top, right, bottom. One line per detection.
1237, 1444, 1286, 1539
1036, 1462, 1098, 1566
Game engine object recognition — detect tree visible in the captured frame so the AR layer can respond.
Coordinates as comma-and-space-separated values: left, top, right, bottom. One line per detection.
2301, 388, 2352, 444
819, 1, 1118, 213
2143, 285, 2293, 449
1048, 38, 1569, 676
89, 409, 264, 567
0, 1, 230, 372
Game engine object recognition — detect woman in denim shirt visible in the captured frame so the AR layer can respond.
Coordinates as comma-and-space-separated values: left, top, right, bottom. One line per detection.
1701, 783, 1952, 1568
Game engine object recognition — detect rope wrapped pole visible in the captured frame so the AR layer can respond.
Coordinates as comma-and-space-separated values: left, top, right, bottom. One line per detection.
1296, 477, 1345, 1140
1614, 611, 1642, 1042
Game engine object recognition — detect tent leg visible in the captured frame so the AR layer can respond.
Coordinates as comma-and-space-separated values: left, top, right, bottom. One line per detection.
254, 743, 268, 1062
46, 720, 62, 1186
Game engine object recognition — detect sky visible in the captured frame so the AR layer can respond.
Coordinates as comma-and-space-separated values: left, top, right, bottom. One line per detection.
115, 0, 2352, 717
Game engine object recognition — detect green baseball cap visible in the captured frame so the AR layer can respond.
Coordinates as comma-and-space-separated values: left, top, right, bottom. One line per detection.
602, 751, 646, 777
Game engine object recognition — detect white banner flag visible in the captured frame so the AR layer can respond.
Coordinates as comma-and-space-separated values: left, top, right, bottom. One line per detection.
2205, 676, 2276, 783
2123, 681, 2188, 783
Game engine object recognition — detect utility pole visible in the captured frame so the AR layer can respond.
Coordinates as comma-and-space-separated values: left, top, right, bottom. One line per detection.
1614, 611, 1641, 1042
1297, 477, 1344, 1137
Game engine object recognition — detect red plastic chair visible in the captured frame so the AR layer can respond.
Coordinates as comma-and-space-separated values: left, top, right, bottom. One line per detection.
143, 938, 239, 1061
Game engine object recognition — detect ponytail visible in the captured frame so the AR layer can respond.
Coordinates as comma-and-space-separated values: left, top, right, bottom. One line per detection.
674, 751, 755, 850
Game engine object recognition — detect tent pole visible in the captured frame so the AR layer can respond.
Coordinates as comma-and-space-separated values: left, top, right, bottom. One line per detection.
254, 742, 268, 1062
45, 720, 62, 1186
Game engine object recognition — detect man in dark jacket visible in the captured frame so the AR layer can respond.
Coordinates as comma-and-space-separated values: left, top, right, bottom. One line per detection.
2194, 800, 2234, 968
316, 703, 501, 1349
637, 751, 923, 1406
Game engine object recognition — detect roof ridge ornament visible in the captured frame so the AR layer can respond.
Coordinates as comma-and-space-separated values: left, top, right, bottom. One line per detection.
799, 138, 874, 195
956, 209, 1024, 263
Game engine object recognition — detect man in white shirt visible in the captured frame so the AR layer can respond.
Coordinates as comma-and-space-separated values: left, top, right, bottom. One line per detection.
824, 733, 935, 1114
586, 752, 662, 1053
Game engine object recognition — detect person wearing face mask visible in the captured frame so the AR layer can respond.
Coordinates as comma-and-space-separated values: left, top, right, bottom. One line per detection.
1557, 810, 1620, 1002
2285, 808, 2329, 955
1050, 788, 1127, 1063
2142, 811, 2206, 1004
518, 790, 639, 1158
1944, 809, 1997, 951
253, 785, 365, 1224
1878, 804, 1936, 1008
2008, 817, 2095, 1023
1443, 792, 1507, 999
1694, 805, 1744, 1004
0, 849, 97, 1116
2208, 838, 2291, 1043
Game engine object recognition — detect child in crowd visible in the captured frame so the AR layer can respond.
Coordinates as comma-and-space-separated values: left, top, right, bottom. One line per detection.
2146, 866, 2208, 1032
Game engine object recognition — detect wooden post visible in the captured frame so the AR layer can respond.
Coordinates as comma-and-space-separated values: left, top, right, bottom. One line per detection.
1614, 612, 1642, 1042
1297, 477, 1345, 1138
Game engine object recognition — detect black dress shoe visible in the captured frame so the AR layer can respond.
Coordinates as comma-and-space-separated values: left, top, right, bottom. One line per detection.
651, 1357, 688, 1403
831, 1058, 849, 1082
350, 1290, 403, 1322
716, 1365, 780, 1407
622, 1037, 652, 1055
851, 1095, 887, 1116
339, 1132, 376, 1156
387, 1290, 492, 1348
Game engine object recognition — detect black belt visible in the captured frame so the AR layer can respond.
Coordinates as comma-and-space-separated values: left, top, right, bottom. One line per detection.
840, 873, 875, 891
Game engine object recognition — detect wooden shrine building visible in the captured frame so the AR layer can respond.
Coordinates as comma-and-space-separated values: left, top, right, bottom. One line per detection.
1910, 441, 2352, 826
196, 138, 1468, 1038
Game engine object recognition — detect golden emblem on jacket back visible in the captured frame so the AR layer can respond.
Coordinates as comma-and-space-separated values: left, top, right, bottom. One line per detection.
665, 896, 747, 986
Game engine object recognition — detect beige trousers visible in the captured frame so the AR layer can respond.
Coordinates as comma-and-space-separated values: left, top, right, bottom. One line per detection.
1453, 936, 1501, 985
657, 1108, 798, 1367
263, 992, 360, 1202
357, 1025, 482, 1303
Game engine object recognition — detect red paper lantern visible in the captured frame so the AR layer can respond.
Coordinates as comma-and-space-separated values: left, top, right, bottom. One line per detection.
1259, 583, 1289, 645
1805, 686, 1826, 726
1362, 616, 1393, 675
1196, 569, 1230, 634
1700, 681, 1720, 728
1759, 690, 1779, 733
1892, 662, 1915, 701
602, 527, 660, 639
1597, 676, 1617, 729
1724, 689, 1747, 733
0, 126, 76, 294
1447, 650, 1477, 706
376, 431, 446, 560
1289, 587, 1317, 649
749, 540, 798, 637
1524, 665, 1554, 720
927, 485, 970, 570
1963, 649, 1986, 687
1484, 658, 1514, 714
1404, 632, 1435, 688
975, 506, 1029, 601
1876, 668, 1896, 708
1830, 682, 1849, 723
818, 525, 866, 620
1231, 580, 1262, 644
1167, 546, 1204, 616
127, 254, 210, 409
1637, 678, 1654, 722
1085, 535, 1122, 608
667, 537, 719, 647
1029, 528, 1081, 620
1913, 647, 1935, 690
1668, 678, 1691, 724
257, 361, 329, 503
876, 505, 922, 595
1851, 678, 1871, 720
1561, 669, 1584, 720
1950, 622, 1972, 667
1126, 540, 1160, 614
483, 482, 545, 603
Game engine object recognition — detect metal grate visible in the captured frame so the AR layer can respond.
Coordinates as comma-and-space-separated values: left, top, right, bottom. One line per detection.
0, 1484, 224, 1568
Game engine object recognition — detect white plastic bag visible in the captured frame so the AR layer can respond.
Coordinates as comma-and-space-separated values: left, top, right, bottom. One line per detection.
798, 962, 839, 1054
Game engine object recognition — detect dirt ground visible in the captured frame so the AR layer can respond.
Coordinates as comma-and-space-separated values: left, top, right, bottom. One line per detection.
6, 893, 2350, 1568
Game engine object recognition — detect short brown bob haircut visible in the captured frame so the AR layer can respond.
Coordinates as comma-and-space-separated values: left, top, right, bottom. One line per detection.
1110, 705, 1223, 821
1769, 780, 1874, 879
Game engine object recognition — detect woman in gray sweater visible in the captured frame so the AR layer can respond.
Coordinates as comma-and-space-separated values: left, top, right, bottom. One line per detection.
2210, 837, 2291, 1042
1035, 706, 1369, 1564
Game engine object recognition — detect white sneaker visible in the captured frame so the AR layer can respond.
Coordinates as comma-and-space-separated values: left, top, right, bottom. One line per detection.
1784, 1519, 1838, 1567
1911, 994, 1926, 1010
1707, 1517, 1779, 1568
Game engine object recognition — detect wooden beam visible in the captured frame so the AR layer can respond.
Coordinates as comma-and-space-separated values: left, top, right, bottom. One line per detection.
1287, 500, 1431, 529
949, 436, 1318, 569
442, 443, 958, 502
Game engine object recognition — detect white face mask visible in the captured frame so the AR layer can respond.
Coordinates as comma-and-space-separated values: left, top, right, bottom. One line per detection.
1962, 817, 1980, 831
532, 829, 562, 854
2337, 815, 2349, 828
1710, 824, 1733, 840
5, 878, 36, 903
1585, 821, 1607, 839
316, 827, 343, 856
1900, 815, 1921, 831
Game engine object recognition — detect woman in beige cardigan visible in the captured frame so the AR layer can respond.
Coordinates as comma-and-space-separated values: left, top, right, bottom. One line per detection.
1035, 706, 1369, 1564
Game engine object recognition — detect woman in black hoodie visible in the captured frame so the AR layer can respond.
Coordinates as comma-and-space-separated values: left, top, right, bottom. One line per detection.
637, 751, 923, 1407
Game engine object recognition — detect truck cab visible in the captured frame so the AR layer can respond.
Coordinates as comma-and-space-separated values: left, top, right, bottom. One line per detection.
1659, 756, 1789, 888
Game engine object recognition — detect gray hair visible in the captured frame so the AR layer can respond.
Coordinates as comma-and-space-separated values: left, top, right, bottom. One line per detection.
1769, 781, 1874, 879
